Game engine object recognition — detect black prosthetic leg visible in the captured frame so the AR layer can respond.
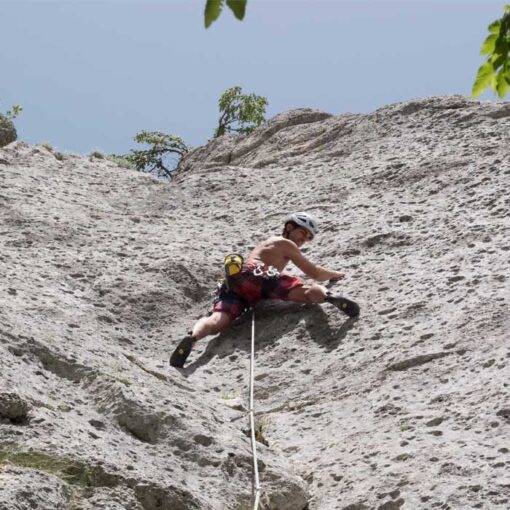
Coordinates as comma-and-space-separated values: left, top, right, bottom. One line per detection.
170, 335, 196, 368
325, 293, 360, 318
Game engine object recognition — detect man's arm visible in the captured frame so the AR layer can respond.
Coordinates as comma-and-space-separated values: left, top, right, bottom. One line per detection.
279, 239, 345, 282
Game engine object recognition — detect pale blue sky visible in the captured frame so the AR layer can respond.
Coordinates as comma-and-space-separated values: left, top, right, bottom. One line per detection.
0, 0, 505, 155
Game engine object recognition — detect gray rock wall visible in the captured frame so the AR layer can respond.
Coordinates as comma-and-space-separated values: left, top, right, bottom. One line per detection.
0, 96, 509, 509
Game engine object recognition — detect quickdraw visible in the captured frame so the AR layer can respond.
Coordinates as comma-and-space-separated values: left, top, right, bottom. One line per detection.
252, 263, 280, 279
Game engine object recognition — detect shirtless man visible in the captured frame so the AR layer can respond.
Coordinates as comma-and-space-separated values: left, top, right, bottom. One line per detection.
170, 212, 360, 368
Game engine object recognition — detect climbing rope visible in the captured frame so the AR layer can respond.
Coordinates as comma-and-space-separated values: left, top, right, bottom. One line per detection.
249, 308, 261, 509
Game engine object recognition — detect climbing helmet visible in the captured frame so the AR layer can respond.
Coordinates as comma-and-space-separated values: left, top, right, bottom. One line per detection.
285, 212, 319, 239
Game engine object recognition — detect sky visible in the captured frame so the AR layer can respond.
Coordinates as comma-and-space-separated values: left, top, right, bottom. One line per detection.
0, 0, 506, 156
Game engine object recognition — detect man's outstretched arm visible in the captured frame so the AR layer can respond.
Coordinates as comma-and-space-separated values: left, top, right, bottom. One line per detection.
280, 239, 345, 282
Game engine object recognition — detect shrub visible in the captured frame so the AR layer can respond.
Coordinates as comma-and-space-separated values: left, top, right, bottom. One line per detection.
106, 154, 135, 170
4, 104, 23, 120
215, 86, 268, 138
126, 131, 189, 179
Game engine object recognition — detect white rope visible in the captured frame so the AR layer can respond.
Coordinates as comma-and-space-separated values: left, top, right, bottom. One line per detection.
249, 308, 261, 509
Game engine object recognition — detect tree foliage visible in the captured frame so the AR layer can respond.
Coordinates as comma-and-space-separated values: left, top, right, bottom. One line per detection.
215, 86, 268, 137
472, 5, 510, 98
124, 86, 266, 179
126, 131, 189, 179
1, 102, 23, 121
204, 0, 247, 28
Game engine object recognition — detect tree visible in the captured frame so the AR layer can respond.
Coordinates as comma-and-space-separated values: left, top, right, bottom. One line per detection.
126, 131, 189, 179
204, 0, 247, 28
215, 86, 268, 138
472, 5, 510, 99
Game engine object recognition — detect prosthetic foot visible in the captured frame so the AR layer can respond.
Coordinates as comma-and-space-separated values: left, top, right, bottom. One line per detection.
170, 335, 196, 368
325, 293, 360, 318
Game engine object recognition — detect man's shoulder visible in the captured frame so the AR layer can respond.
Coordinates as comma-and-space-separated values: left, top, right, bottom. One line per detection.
265, 235, 290, 246
266, 236, 297, 253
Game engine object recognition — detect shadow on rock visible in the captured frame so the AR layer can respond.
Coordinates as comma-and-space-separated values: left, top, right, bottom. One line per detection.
183, 301, 359, 373
303, 304, 360, 352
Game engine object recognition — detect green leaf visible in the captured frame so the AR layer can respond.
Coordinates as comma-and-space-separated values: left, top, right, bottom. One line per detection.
505, 5, 510, 13
490, 52, 506, 70
496, 68, 510, 97
491, 68, 498, 92
205, 0, 223, 28
488, 20, 501, 34
226, 0, 247, 20
494, 37, 510, 59
472, 60, 496, 97
481, 34, 498, 55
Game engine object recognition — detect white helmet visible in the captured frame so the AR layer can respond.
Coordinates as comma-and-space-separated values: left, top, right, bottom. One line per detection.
285, 212, 319, 238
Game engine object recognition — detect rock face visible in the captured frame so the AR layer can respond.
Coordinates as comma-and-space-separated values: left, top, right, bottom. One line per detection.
0, 96, 509, 509
0, 114, 16, 147
0, 466, 70, 510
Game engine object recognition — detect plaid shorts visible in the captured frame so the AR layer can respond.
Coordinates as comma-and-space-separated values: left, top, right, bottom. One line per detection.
211, 262, 303, 320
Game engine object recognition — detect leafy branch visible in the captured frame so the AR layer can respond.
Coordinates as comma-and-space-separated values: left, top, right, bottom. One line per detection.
1, 102, 23, 121
472, 5, 510, 98
204, 0, 247, 28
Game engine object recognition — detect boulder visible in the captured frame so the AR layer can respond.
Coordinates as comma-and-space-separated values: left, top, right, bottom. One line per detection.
0, 392, 30, 423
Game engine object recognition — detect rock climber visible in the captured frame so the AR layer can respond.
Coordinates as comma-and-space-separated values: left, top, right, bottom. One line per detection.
170, 212, 360, 368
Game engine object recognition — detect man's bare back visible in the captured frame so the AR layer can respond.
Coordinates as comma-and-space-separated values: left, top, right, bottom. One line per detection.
246, 236, 292, 272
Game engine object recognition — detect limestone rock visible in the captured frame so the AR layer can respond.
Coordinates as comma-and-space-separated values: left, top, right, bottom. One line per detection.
0, 466, 70, 510
0, 96, 509, 509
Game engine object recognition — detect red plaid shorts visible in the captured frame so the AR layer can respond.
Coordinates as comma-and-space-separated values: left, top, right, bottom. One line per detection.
211, 262, 303, 320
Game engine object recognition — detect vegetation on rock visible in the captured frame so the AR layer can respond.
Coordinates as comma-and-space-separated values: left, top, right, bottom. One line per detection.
125, 131, 190, 179
214, 86, 268, 138
124, 86, 267, 178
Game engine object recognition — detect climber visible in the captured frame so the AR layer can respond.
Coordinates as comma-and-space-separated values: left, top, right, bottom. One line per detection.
169, 212, 360, 368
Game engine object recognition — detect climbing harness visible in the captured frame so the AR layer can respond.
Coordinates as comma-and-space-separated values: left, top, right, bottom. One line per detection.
251, 263, 281, 300
249, 308, 261, 509
219, 256, 280, 295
